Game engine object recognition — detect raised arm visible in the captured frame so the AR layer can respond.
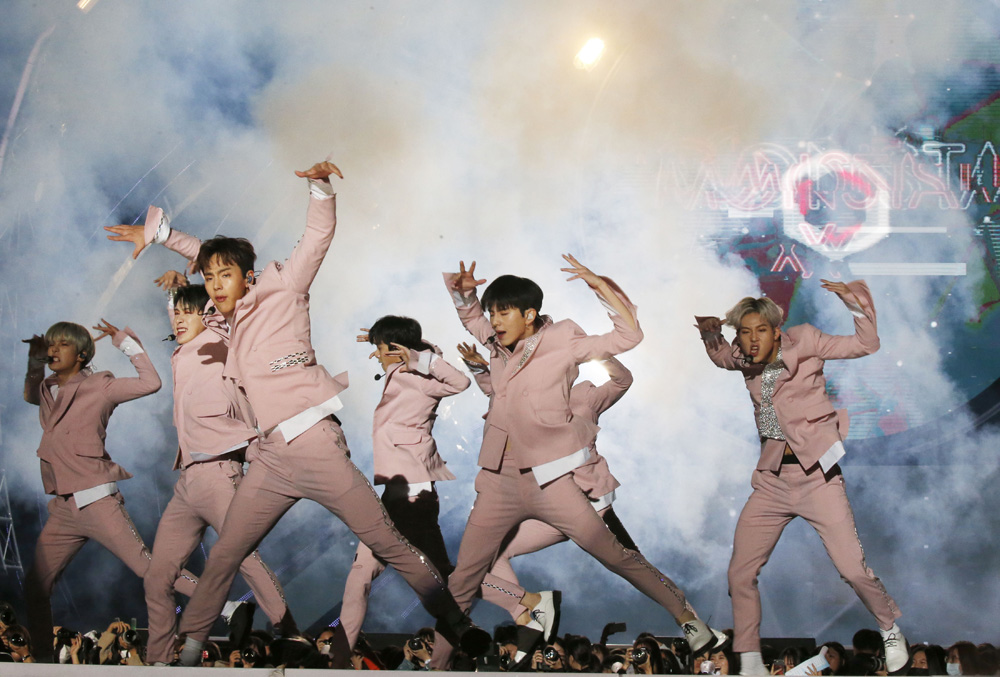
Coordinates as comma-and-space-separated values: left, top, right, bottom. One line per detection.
443, 261, 497, 348
585, 356, 634, 416
105, 205, 202, 267
695, 315, 744, 370
402, 346, 472, 397
278, 161, 344, 293
92, 321, 162, 403
563, 257, 643, 363
812, 279, 880, 360
22, 335, 47, 405
458, 342, 493, 397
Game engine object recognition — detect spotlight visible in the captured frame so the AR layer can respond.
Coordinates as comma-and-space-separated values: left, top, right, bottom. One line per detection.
574, 38, 605, 71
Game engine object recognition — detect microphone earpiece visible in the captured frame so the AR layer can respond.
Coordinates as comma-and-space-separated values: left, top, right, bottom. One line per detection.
374, 373, 383, 381
163, 334, 177, 342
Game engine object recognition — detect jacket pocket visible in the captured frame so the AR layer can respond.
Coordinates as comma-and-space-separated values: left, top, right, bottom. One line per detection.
802, 400, 836, 422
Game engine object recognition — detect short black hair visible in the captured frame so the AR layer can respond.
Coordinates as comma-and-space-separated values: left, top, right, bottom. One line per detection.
852, 629, 883, 655
368, 315, 432, 351
481, 275, 543, 317
173, 284, 210, 313
195, 236, 256, 276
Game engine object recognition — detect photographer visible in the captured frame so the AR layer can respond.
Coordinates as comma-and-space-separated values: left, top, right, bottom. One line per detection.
623, 636, 664, 674
97, 619, 144, 665
399, 627, 436, 670
533, 637, 567, 672
1, 623, 34, 663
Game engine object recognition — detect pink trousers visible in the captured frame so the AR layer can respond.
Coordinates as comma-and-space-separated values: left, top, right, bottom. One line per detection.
431, 460, 690, 668
728, 463, 901, 653
25, 493, 199, 662
144, 459, 289, 665
177, 419, 457, 643
480, 506, 611, 619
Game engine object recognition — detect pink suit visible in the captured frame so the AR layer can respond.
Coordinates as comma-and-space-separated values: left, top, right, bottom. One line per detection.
476, 357, 633, 619
145, 187, 468, 645
143, 324, 291, 665
23, 329, 198, 662
432, 276, 696, 668
703, 281, 901, 653
339, 347, 470, 647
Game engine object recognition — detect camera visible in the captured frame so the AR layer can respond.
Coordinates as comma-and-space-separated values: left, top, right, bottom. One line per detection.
544, 646, 561, 662
242, 647, 260, 664
633, 647, 649, 665
0, 604, 16, 627
122, 628, 142, 646
7, 633, 27, 648
498, 652, 512, 670
56, 627, 77, 643
407, 637, 425, 652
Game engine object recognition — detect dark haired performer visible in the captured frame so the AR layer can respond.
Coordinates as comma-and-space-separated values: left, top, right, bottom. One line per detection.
338, 316, 470, 647
694, 280, 905, 676
430, 258, 723, 668
105, 161, 489, 665
142, 282, 293, 665
21, 320, 197, 662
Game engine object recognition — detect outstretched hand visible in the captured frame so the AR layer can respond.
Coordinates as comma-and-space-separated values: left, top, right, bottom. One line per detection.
560, 253, 602, 288
694, 315, 725, 350
357, 328, 370, 344
92, 319, 120, 342
155, 270, 188, 290
104, 224, 147, 259
448, 260, 487, 293
457, 342, 487, 366
294, 161, 344, 181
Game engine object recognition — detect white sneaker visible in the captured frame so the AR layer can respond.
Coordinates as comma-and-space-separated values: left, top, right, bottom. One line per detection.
881, 623, 908, 673
682, 619, 721, 655
740, 651, 768, 676
524, 590, 561, 641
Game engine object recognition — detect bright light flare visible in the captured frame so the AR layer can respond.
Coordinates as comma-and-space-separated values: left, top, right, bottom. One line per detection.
77, 0, 99, 12
574, 38, 605, 71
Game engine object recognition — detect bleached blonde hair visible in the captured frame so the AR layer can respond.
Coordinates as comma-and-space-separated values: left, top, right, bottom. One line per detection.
724, 296, 784, 329
45, 321, 95, 367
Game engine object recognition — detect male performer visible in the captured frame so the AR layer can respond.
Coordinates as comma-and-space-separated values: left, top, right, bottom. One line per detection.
143, 283, 293, 665
22, 319, 197, 662
431, 257, 723, 668
694, 279, 906, 675
338, 316, 469, 647
458, 343, 639, 639
106, 160, 489, 665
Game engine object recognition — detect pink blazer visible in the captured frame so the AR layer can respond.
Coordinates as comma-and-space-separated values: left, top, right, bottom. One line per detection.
170, 327, 256, 470
469, 356, 631, 499
31, 329, 161, 496
446, 274, 642, 472
371, 348, 470, 485
705, 280, 878, 472
146, 195, 349, 431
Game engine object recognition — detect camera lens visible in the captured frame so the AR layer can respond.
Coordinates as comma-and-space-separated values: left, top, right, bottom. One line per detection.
242, 647, 259, 663
499, 653, 512, 670
544, 646, 559, 662
56, 628, 76, 643
408, 637, 425, 651
123, 629, 139, 645
0, 604, 16, 627
8, 633, 27, 648
633, 647, 649, 664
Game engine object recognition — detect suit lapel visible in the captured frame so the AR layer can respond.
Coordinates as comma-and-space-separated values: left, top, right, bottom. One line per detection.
508, 319, 550, 380
43, 372, 88, 430
770, 332, 801, 398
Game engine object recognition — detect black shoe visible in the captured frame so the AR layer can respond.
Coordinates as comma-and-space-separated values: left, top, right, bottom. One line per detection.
435, 610, 492, 658
227, 601, 256, 649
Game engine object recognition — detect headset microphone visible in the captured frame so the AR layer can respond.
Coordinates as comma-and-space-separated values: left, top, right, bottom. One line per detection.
374, 373, 383, 381
163, 334, 176, 342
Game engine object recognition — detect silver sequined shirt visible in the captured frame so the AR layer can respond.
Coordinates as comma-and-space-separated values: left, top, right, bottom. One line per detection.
756, 346, 786, 441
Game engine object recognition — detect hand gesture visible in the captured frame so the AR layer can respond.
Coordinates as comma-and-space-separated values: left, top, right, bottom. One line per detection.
820, 278, 864, 308
694, 316, 725, 350
92, 319, 121, 342
386, 342, 412, 371
294, 161, 344, 182
770, 661, 786, 675
458, 342, 487, 366
803, 665, 822, 676
22, 335, 49, 363
106, 620, 130, 635
357, 328, 370, 343
70, 634, 83, 662
228, 649, 242, 667
104, 224, 148, 259
531, 649, 544, 670
560, 253, 602, 289
448, 260, 487, 293
155, 270, 188, 290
